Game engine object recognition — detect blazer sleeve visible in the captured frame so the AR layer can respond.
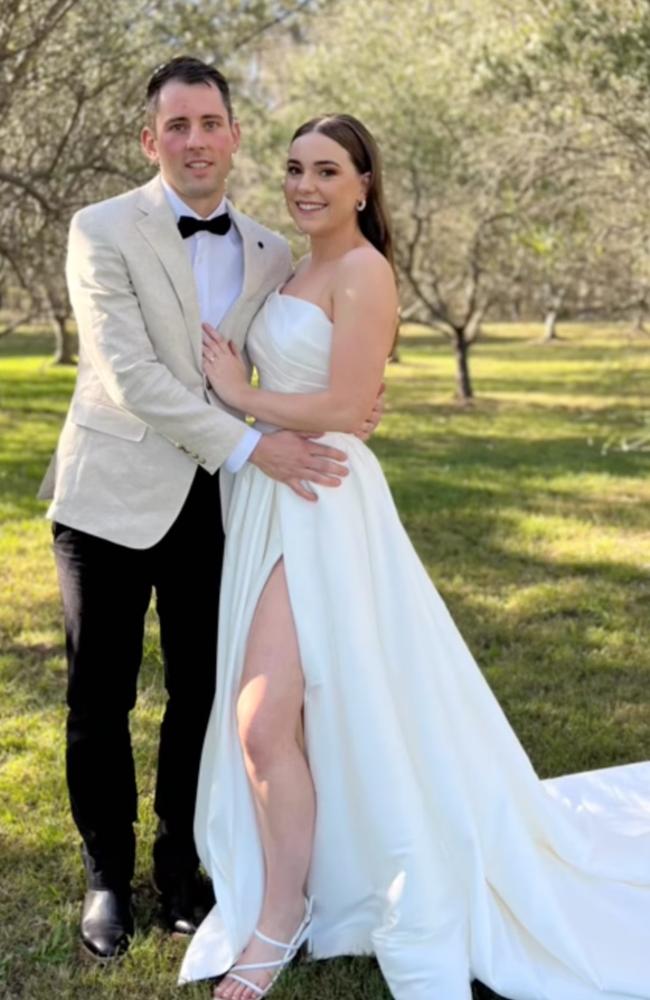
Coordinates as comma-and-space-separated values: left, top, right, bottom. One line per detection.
66, 209, 249, 474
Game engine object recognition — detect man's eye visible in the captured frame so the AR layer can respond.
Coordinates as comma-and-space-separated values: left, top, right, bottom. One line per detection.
169, 123, 186, 131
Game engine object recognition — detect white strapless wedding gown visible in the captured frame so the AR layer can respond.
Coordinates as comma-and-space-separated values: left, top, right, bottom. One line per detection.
180, 291, 650, 1000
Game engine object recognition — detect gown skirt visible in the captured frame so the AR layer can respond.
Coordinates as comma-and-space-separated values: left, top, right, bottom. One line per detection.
179, 291, 650, 1000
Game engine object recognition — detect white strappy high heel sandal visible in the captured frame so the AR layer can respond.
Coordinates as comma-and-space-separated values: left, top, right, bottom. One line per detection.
214, 897, 313, 999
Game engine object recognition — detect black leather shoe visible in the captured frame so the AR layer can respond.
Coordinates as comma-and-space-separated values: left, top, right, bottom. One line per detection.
80, 888, 133, 961
155, 871, 214, 937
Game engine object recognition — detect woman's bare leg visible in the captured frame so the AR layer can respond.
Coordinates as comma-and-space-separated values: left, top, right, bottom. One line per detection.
214, 560, 315, 1000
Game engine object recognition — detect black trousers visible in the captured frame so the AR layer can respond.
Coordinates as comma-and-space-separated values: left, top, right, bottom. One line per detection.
53, 467, 224, 891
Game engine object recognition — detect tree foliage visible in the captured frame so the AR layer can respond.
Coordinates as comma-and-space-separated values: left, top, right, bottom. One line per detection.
0, 0, 323, 359
2, 0, 648, 396
242, 0, 626, 397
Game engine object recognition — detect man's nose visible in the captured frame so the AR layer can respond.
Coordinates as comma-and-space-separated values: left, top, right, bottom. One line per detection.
186, 125, 206, 148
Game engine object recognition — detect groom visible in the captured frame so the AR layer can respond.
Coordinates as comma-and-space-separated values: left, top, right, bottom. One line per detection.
40, 56, 351, 961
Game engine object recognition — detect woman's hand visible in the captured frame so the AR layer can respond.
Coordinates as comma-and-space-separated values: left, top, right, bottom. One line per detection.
202, 323, 249, 409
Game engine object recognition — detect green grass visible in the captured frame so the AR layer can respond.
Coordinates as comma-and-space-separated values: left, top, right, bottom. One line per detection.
1, 323, 649, 1000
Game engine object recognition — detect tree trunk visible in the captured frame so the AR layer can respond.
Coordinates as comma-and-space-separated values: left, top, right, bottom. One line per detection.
543, 308, 560, 342
466, 306, 485, 344
454, 329, 473, 400
542, 286, 565, 342
52, 314, 76, 365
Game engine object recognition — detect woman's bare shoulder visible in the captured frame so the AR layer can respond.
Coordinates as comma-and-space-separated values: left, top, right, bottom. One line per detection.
338, 243, 392, 275
333, 245, 397, 305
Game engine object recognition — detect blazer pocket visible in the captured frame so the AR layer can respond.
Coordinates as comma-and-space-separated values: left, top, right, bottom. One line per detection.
71, 399, 147, 442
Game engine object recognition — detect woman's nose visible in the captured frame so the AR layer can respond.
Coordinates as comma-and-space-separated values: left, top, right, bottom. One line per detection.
296, 170, 315, 192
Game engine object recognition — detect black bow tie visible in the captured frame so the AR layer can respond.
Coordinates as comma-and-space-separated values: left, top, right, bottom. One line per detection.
177, 213, 231, 239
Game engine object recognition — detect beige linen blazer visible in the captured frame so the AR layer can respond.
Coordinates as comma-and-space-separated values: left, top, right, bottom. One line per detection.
39, 174, 292, 548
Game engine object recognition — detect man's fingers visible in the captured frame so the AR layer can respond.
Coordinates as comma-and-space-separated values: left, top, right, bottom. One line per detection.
305, 473, 344, 487
288, 472, 343, 494
252, 432, 351, 496
298, 436, 349, 462
288, 479, 318, 501
307, 444, 348, 463
307, 458, 349, 477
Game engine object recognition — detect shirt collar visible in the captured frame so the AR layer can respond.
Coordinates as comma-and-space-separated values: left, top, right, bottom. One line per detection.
161, 176, 227, 222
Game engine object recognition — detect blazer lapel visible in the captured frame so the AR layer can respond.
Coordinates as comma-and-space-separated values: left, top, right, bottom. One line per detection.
135, 175, 202, 365
218, 201, 267, 344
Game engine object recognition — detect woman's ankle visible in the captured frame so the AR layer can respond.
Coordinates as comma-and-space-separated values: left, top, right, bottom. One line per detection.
257, 893, 309, 936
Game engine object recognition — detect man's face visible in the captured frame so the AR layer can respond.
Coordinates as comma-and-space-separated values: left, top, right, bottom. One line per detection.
141, 80, 240, 216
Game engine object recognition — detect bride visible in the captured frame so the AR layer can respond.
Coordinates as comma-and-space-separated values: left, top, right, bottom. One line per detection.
179, 114, 650, 1000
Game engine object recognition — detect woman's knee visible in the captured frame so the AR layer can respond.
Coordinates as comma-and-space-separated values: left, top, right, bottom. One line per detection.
236, 695, 287, 775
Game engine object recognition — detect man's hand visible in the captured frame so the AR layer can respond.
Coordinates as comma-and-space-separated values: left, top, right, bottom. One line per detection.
249, 431, 348, 502
355, 382, 386, 441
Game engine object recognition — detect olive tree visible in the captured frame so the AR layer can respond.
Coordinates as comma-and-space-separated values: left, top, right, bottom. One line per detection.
0, 0, 326, 360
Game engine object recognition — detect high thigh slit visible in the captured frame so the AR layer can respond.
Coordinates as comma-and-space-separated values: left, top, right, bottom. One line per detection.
181, 290, 650, 1000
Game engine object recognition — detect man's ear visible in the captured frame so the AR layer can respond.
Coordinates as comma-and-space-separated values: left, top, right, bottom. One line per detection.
231, 118, 242, 155
141, 126, 158, 165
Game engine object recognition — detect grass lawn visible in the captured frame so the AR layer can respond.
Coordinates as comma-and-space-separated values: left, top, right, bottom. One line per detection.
1, 322, 649, 999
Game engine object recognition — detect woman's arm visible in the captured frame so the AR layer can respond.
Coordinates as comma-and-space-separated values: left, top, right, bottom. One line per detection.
202, 247, 397, 433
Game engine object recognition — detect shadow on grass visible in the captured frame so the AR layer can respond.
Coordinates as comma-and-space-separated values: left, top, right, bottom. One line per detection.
0, 330, 76, 359
0, 619, 164, 715
375, 430, 650, 491
0, 834, 498, 999
0, 643, 66, 715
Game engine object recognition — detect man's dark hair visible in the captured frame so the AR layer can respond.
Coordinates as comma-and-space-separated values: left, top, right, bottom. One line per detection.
145, 56, 234, 127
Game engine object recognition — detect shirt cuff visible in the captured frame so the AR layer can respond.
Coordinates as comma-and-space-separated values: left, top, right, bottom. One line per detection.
224, 427, 262, 473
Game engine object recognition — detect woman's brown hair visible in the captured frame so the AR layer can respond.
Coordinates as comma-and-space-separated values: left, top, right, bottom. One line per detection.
290, 114, 395, 274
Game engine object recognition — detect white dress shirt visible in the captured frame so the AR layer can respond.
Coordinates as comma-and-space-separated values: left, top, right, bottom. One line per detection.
162, 179, 261, 472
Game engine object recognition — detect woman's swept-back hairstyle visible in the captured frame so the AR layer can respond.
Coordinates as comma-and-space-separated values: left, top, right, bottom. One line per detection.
290, 114, 394, 273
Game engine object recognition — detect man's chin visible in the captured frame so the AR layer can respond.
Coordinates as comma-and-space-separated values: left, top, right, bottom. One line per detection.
170, 178, 225, 212
183, 182, 221, 200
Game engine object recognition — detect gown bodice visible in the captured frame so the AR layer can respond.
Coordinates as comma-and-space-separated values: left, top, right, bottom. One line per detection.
247, 290, 333, 409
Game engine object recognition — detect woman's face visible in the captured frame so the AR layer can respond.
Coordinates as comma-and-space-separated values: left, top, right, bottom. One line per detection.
283, 131, 369, 237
